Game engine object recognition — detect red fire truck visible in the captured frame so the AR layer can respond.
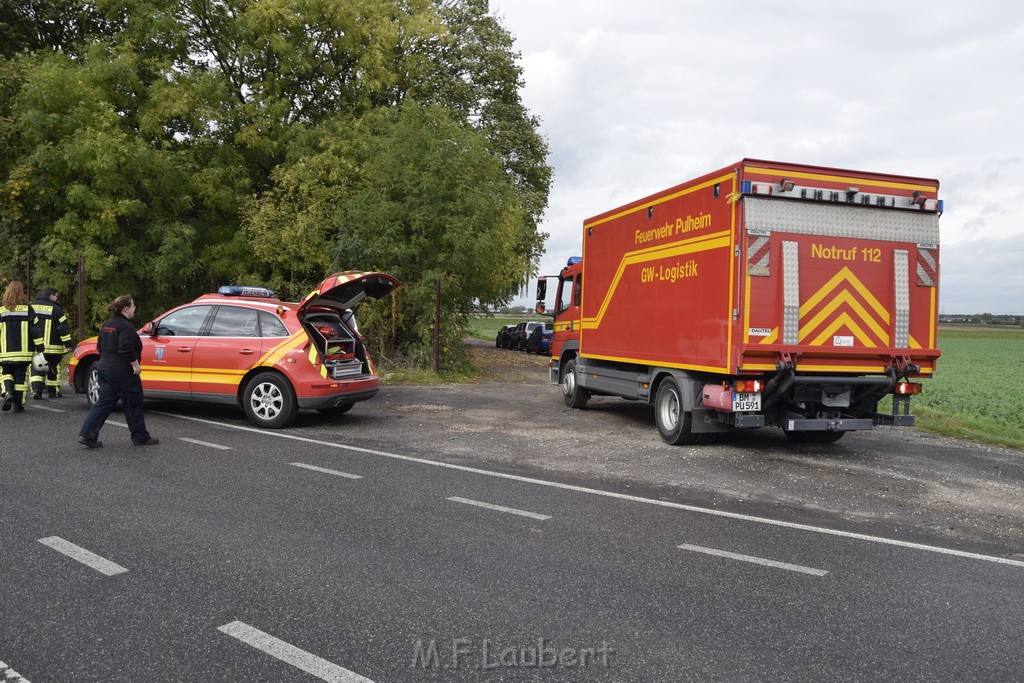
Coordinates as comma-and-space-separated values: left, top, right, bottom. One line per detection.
536, 159, 942, 445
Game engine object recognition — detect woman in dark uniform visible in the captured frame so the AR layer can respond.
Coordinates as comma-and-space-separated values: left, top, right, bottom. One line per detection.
78, 294, 159, 448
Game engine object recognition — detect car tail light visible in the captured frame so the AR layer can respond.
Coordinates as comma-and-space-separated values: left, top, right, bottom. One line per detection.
734, 379, 763, 393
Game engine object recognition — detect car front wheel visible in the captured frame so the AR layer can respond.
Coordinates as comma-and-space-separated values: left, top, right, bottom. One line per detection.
243, 372, 298, 429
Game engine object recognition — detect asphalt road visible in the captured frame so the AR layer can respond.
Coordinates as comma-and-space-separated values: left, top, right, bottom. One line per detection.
2, 352, 1023, 681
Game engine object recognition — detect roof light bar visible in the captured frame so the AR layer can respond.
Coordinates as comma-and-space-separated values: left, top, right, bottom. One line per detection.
218, 285, 276, 298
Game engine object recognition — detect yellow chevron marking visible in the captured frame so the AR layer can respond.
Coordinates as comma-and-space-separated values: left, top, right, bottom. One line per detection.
809, 312, 875, 347
582, 231, 731, 329
799, 289, 890, 345
758, 328, 780, 345
800, 267, 890, 324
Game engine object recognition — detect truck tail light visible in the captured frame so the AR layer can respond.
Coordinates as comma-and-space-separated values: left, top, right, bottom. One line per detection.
894, 382, 922, 395
734, 379, 763, 393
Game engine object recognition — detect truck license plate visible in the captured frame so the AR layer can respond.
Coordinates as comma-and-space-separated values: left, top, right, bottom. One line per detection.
733, 392, 761, 412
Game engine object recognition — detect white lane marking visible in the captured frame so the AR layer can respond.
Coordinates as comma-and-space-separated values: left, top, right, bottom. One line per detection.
0, 659, 32, 682
37, 536, 128, 576
218, 621, 373, 682
158, 412, 1024, 569
180, 437, 232, 450
29, 405, 64, 413
448, 496, 551, 520
679, 543, 828, 576
290, 462, 363, 479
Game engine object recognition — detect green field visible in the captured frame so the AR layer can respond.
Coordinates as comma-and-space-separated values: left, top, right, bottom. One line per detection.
466, 315, 537, 343
912, 326, 1024, 450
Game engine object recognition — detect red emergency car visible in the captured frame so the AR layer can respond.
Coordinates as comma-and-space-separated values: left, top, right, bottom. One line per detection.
69, 271, 400, 428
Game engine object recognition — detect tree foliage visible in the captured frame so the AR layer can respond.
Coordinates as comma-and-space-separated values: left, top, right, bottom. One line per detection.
0, 0, 550, 368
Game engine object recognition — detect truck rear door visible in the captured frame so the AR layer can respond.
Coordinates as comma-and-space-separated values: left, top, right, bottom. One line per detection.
736, 162, 941, 377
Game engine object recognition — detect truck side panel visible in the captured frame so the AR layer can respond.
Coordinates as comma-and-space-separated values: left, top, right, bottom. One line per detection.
581, 168, 738, 372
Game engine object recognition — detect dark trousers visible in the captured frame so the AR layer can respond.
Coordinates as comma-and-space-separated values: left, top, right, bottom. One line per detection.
79, 369, 152, 444
1, 361, 28, 407
30, 353, 64, 395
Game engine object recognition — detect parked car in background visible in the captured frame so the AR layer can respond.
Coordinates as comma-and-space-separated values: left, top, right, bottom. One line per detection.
525, 323, 553, 355
496, 324, 516, 348
509, 321, 544, 351
69, 272, 400, 429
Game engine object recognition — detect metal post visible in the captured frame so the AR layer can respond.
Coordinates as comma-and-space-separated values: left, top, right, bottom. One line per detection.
433, 278, 441, 373
77, 252, 86, 342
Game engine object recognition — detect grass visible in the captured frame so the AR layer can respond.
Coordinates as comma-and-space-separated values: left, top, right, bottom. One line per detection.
911, 325, 1024, 450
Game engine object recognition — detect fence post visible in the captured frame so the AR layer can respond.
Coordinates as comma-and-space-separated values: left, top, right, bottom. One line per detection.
433, 278, 441, 373
77, 252, 86, 342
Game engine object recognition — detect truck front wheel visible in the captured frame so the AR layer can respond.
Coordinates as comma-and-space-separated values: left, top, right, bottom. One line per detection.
562, 359, 590, 409
655, 377, 699, 445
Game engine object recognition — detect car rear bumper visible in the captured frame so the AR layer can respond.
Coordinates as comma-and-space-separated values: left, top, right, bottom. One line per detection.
296, 383, 380, 409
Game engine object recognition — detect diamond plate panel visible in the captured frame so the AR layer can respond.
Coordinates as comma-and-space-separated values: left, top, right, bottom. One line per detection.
745, 197, 940, 244
894, 250, 910, 348
783, 241, 800, 345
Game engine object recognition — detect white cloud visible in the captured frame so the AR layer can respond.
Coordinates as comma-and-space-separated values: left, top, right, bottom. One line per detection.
492, 0, 1024, 313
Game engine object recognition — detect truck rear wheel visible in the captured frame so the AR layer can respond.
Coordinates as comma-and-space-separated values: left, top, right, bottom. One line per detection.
562, 359, 590, 409
655, 377, 700, 445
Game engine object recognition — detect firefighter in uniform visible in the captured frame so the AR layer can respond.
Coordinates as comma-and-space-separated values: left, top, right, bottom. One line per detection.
1, 281, 44, 413
30, 287, 73, 398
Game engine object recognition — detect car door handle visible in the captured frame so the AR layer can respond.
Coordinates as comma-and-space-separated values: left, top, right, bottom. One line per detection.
239, 349, 256, 355
177, 346, 192, 352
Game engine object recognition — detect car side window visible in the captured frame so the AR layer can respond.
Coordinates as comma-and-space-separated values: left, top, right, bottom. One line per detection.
155, 305, 213, 336
207, 306, 259, 337
258, 310, 290, 338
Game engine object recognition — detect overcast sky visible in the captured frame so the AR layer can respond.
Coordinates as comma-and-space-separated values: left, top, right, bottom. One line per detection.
489, 1, 1024, 315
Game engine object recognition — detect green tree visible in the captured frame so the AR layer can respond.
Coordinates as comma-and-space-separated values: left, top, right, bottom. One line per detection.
1, 0, 551, 359
247, 102, 536, 367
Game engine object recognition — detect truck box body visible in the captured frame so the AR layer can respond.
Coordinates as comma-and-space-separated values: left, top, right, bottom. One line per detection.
541, 159, 941, 444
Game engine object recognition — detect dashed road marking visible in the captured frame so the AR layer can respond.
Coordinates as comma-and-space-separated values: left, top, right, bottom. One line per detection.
0, 659, 31, 682
217, 621, 373, 682
37, 536, 128, 576
290, 462, 362, 479
180, 438, 232, 450
679, 543, 829, 576
28, 405, 64, 413
159, 412, 1024, 569
448, 496, 551, 520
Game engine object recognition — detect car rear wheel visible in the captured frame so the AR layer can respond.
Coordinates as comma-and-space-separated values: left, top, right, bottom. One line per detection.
243, 372, 298, 429
86, 364, 101, 407
561, 358, 590, 409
